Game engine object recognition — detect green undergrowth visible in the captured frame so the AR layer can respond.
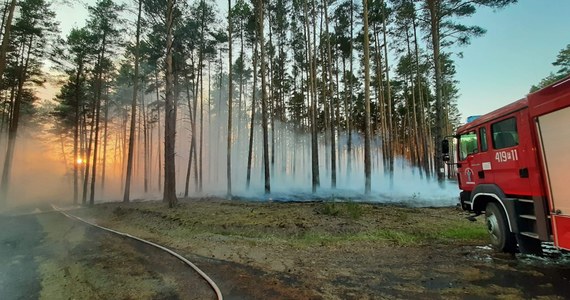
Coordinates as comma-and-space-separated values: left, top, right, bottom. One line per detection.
77, 200, 487, 248
319, 201, 364, 219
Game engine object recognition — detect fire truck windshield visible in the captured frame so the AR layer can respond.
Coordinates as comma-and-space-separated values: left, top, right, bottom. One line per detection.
459, 132, 478, 161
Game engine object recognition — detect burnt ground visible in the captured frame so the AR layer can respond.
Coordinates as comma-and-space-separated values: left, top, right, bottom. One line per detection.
0, 205, 216, 300
69, 198, 570, 299
184, 240, 570, 300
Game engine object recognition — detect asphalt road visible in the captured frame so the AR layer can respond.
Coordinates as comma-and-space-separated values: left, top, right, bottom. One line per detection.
0, 210, 44, 300
0, 204, 216, 300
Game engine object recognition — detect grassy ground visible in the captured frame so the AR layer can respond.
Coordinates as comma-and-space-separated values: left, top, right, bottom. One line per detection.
77, 199, 487, 248
7, 200, 568, 299
72, 199, 506, 299
71, 199, 570, 299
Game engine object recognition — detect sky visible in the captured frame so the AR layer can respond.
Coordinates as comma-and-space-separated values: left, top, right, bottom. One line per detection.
51, 0, 570, 122
451, 0, 570, 120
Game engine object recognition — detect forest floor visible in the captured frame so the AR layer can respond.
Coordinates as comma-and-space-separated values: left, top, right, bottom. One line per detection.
73, 198, 570, 299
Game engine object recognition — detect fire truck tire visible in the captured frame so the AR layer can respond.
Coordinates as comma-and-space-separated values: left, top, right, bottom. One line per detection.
516, 234, 543, 256
485, 202, 517, 253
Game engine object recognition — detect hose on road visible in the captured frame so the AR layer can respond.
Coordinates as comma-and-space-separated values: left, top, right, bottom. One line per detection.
51, 204, 224, 300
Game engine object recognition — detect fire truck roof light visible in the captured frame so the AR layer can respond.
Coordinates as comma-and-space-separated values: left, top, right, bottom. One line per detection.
466, 115, 482, 123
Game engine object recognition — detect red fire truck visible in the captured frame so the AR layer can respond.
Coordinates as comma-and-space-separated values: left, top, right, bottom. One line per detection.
443, 76, 570, 255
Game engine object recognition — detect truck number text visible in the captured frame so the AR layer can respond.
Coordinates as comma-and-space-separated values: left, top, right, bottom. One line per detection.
495, 149, 518, 163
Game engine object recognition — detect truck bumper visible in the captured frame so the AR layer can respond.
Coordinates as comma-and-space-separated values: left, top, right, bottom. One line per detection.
459, 191, 472, 211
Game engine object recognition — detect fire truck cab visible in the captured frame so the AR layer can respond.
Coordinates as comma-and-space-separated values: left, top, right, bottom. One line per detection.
446, 76, 570, 255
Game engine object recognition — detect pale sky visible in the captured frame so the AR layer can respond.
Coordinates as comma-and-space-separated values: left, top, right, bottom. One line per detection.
51, 0, 569, 122
452, 0, 570, 120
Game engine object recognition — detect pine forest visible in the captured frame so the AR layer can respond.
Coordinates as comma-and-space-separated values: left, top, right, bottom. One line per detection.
0, 0, 519, 207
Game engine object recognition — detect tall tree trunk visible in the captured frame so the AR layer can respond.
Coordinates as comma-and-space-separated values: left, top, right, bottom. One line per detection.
0, 90, 9, 135
83, 102, 96, 205
59, 134, 68, 168
347, 0, 354, 175
226, 0, 233, 197
323, 0, 336, 189
89, 44, 106, 207
73, 62, 84, 204
164, 0, 178, 207
207, 60, 212, 184
101, 84, 109, 193
197, 9, 205, 193
155, 70, 162, 192
197, 67, 203, 192
142, 82, 148, 193
362, 0, 372, 195
404, 20, 421, 175
0, 35, 32, 203
80, 112, 86, 188
216, 49, 223, 184
190, 63, 201, 192
311, 0, 319, 191
268, 9, 275, 175
184, 72, 196, 197
427, 0, 444, 181
372, 27, 387, 171
258, 0, 270, 193
113, 128, 119, 180
334, 53, 342, 177
412, 10, 431, 177
0, 0, 16, 87
381, 1, 394, 179
149, 117, 154, 189
303, 0, 319, 193
121, 109, 127, 191
191, 56, 200, 189
237, 22, 245, 158
319, 10, 330, 179
246, 38, 258, 189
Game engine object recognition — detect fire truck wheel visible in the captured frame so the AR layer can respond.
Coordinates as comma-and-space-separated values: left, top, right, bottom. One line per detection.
485, 202, 517, 253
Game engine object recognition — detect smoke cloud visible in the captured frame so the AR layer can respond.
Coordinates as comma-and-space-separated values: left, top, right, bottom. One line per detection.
0, 101, 459, 209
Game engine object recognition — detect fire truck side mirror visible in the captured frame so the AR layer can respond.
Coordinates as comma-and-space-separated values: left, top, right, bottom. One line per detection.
442, 139, 450, 162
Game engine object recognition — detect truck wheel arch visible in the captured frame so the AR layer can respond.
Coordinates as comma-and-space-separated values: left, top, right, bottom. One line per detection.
472, 193, 513, 232
470, 184, 518, 233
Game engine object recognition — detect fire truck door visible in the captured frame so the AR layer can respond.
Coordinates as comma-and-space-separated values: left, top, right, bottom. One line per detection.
489, 116, 529, 195
457, 131, 481, 188
475, 126, 494, 184
537, 106, 570, 250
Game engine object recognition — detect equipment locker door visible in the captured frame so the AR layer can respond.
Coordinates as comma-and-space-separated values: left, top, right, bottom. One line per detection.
537, 106, 570, 250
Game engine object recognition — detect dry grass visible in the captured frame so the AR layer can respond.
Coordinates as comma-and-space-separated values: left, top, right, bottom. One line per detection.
76, 199, 487, 248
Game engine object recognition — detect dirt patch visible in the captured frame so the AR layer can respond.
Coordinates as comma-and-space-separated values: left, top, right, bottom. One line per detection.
74, 198, 570, 299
